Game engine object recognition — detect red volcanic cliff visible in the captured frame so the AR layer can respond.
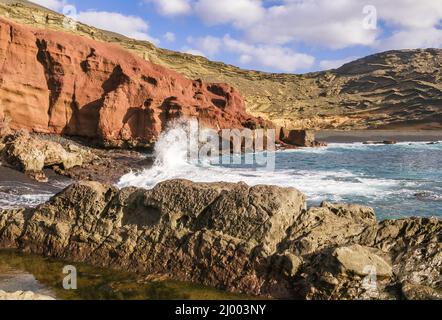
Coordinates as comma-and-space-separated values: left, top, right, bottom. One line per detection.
0, 18, 267, 147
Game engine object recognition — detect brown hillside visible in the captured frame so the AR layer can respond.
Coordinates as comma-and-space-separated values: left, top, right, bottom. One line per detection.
1, 0, 441, 130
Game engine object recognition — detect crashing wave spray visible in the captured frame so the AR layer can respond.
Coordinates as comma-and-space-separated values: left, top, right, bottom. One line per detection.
117, 118, 277, 188
117, 119, 409, 205
151, 118, 197, 170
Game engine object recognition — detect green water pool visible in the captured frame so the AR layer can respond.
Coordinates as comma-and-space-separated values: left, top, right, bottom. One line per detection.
0, 250, 252, 300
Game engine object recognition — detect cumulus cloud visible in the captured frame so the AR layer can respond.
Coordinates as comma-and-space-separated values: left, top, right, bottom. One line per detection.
31, 1, 160, 44
243, 0, 380, 49
223, 35, 315, 72
319, 56, 359, 70
182, 48, 207, 57
186, 36, 222, 57
146, 0, 192, 16
194, 0, 264, 27
164, 32, 176, 42
180, 34, 314, 72
243, 0, 442, 49
378, 28, 442, 51
148, 0, 442, 51
75, 11, 159, 44
30, 0, 67, 11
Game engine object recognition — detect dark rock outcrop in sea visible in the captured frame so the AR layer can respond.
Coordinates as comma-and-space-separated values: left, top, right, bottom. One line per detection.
279, 128, 327, 148
0, 180, 440, 300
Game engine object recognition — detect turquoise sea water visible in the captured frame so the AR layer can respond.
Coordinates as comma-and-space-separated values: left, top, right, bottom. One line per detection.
119, 141, 442, 220
271, 142, 442, 219
1, 141, 441, 220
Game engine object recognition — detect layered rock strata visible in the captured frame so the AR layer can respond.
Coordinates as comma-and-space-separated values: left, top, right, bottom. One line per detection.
0, 18, 267, 148
0, 180, 440, 299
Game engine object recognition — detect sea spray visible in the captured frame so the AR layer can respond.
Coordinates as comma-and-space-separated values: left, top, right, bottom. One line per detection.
116, 122, 442, 219
117, 118, 278, 188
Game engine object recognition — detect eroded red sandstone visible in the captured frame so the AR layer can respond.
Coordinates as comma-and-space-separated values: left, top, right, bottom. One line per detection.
0, 18, 267, 147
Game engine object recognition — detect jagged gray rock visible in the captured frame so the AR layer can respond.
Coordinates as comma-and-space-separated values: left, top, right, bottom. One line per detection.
2, 131, 87, 181
0, 179, 440, 300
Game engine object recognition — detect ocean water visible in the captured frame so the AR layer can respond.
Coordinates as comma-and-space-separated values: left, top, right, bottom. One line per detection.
0, 167, 71, 209
118, 124, 442, 220
1, 124, 441, 220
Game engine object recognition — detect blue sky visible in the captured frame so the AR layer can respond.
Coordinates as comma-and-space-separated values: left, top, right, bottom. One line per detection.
32, 0, 442, 73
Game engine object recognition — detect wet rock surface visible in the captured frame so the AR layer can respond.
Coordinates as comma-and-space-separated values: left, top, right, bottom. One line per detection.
0, 179, 440, 299
0, 290, 55, 300
0, 130, 149, 183
3, 131, 85, 179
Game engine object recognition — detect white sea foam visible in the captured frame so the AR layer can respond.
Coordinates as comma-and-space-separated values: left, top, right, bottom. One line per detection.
117, 121, 416, 203
0, 179, 69, 209
0, 192, 53, 209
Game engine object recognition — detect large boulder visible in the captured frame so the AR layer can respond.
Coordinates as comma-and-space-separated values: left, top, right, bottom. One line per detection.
0, 180, 440, 300
2, 131, 85, 180
0, 180, 306, 298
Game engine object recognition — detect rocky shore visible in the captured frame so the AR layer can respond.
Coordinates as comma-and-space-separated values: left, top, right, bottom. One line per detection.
0, 122, 150, 184
0, 116, 326, 183
0, 179, 440, 300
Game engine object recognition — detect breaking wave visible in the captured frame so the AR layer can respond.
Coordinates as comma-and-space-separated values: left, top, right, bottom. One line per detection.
117, 120, 425, 206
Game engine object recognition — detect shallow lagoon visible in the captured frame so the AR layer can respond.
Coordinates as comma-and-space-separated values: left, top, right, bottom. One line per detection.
0, 250, 251, 300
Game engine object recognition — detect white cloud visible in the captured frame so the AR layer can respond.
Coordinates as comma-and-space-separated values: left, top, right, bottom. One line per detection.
222, 35, 315, 72
159, 0, 442, 52
186, 36, 221, 57
378, 28, 442, 51
182, 48, 206, 57
30, 0, 67, 11
164, 32, 176, 42
181, 34, 314, 72
319, 56, 359, 70
194, 0, 264, 27
32, 1, 160, 44
243, 0, 379, 49
146, 0, 192, 16
249, 0, 442, 50
372, 0, 442, 29
75, 11, 160, 44
239, 54, 253, 64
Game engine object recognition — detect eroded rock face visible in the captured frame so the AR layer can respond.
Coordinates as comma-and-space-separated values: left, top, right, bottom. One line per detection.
0, 180, 306, 298
373, 218, 442, 300
0, 18, 267, 148
0, 180, 440, 300
2, 130, 89, 181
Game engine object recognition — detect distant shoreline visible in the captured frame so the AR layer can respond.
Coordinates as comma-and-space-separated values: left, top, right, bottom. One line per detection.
317, 129, 442, 143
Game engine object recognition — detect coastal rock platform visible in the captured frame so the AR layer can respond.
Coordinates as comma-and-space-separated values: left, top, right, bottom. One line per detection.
0, 179, 440, 300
